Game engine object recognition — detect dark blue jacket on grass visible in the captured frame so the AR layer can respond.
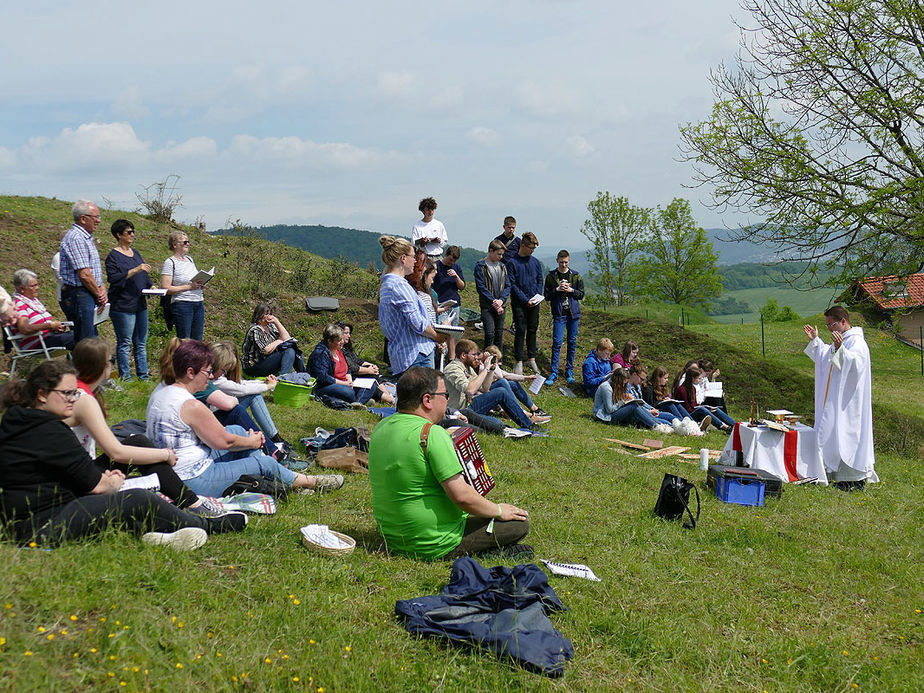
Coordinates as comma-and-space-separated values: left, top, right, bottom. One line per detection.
395, 557, 574, 677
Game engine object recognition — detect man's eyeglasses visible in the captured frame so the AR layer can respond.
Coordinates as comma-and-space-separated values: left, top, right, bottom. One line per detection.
428, 391, 449, 399
51, 389, 81, 401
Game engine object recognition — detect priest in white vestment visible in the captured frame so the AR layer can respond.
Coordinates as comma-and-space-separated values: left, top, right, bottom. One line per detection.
803, 306, 877, 487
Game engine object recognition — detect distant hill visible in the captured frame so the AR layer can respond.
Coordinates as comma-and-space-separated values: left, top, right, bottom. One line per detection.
213, 223, 485, 271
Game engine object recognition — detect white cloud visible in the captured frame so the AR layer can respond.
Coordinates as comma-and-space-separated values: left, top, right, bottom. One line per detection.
514, 81, 578, 119
0, 146, 15, 172
376, 71, 416, 100
154, 136, 218, 164
19, 122, 150, 173
566, 135, 596, 158
227, 134, 406, 169
466, 127, 501, 146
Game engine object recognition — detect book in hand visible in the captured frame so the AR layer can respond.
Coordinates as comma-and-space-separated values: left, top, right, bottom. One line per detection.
119, 475, 160, 493
93, 302, 110, 326
437, 299, 458, 310
656, 398, 683, 405
191, 266, 215, 285
705, 381, 724, 397
528, 293, 544, 305
528, 375, 544, 396
433, 323, 464, 335
142, 288, 168, 296
352, 377, 377, 389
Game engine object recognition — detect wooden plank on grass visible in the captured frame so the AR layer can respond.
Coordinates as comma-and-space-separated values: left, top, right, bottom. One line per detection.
604, 438, 651, 451
643, 438, 664, 449
637, 446, 690, 459
678, 450, 722, 460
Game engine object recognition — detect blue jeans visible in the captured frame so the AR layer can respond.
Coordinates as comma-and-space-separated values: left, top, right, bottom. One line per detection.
60, 286, 98, 342
172, 300, 204, 340
182, 425, 297, 497
469, 387, 533, 429
689, 405, 735, 428
604, 402, 662, 428
550, 314, 579, 374
392, 350, 435, 378
214, 405, 277, 456
244, 348, 305, 377
490, 378, 535, 410
657, 402, 692, 420
237, 393, 278, 438
315, 382, 377, 405
110, 309, 149, 380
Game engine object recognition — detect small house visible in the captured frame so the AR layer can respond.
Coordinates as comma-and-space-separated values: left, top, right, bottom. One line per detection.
840, 273, 924, 348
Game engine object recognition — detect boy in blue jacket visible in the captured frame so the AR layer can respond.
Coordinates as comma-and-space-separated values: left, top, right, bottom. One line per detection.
506, 232, 543, 375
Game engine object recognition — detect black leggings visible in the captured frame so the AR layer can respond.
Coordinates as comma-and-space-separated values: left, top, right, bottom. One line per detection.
14, 489, 207, 547
94, 434, 199, 509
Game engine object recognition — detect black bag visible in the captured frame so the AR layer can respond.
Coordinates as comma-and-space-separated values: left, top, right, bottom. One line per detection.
221, 474, 289, 500
160, 295, 175, 331
654, 473, 700, 529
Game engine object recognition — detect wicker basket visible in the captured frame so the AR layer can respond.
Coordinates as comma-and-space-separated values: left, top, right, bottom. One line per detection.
300, 527, 356, 557
273, 378, 316, 407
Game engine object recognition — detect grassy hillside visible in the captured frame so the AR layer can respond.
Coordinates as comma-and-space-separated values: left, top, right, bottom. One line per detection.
1, 196, 922, 692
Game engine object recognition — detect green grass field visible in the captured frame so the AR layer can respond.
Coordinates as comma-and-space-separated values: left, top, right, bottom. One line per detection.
1, 197, 922, 692
713, 286, 844, 324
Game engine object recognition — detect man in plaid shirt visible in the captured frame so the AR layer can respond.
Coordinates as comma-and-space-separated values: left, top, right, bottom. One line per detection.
59, 199, 108, 341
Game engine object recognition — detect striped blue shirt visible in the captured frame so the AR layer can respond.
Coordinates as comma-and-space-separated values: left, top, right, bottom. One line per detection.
378, 273, 435, 374
59, 224, 103, 288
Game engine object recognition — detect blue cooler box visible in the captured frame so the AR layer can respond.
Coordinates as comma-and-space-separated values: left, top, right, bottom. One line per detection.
716, 476, 765, 506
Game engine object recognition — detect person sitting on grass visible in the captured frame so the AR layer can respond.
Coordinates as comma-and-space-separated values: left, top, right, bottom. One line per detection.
697, 358, 728, 412
209, 340, 307, 461
628, 363, 704, 436
581, 337, 614, 397
241, 301, 307, 377
336, 322, 395, 405
482, 345, 549, 418
642, 365, 705, 434
672, 364, 736, 432
307, 323, 378, 409
65, 337, 230, 517
592, 367, 673, 434
610, 340, 639, 370
369, 366, 532, 560
0, 360, 246, 550
146, 340, 344, 497
443, 339, 550, 430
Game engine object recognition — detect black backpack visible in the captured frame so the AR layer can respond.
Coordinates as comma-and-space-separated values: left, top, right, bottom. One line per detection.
654, 473, 700, 529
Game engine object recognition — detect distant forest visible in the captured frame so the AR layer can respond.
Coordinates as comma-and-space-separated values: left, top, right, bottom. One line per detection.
719, 261, 837, 291
213, 224, 486, 271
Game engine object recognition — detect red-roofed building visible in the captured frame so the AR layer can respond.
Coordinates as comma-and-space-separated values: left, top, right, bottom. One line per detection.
840, 273, 924, 347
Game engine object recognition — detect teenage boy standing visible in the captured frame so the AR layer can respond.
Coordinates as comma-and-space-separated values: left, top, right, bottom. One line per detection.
507, 232, 543, 375
543, 250, 584, 384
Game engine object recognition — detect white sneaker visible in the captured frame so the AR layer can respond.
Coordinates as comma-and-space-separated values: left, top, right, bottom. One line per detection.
653, 423, 674, 435
142, 527, 208, 551
513, 361, 523, 375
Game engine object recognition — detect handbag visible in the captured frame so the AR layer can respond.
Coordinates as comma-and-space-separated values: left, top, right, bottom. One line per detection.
221, 474, 289, 500
654, 473, 700, 529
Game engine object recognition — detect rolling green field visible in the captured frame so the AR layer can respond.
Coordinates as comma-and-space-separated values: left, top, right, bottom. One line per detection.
713, 286, 844, 324
1, 197, 922, 692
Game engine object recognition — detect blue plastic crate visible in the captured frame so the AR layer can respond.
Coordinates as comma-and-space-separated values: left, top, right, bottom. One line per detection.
715, 476, 765, 507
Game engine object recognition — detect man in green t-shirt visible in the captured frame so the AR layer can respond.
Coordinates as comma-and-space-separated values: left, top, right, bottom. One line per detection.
369, 367, 531, 560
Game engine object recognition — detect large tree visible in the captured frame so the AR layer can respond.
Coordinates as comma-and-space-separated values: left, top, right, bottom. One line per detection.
631, 198, 722, 309
680, 0, 924, 284
580, 192, 650, 306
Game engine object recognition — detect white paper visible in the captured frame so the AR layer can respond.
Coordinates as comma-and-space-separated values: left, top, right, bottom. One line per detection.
437, 299, 458, 310
528, 376, 544, 395
300, 524, 351, 549
352, 377, 377, 389
705, 381, 724, 396
119, 475, 160, 492
540, 559, 601, 582
529, 293, 544, 305
433, 323, 464, 335
142, 288, 168, 296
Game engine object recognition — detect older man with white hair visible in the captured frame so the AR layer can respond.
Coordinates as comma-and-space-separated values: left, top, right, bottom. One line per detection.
59, 199, 108, 342
10, 269, 75, 350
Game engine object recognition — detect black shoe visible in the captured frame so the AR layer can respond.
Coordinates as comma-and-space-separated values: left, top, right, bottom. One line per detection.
533, 408, 550, 417
832, 480, 866, 492
205, 511, 249, 534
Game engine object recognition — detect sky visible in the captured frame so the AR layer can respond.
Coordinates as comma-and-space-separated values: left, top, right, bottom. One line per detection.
0, 1, 749, 251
